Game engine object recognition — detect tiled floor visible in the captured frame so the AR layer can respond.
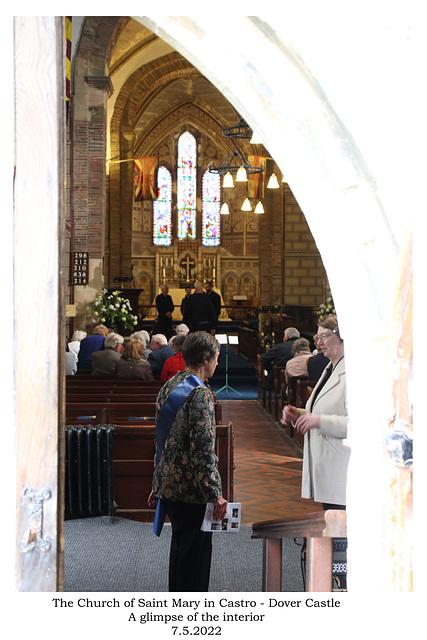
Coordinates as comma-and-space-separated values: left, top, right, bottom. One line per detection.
220, 400, 322, 525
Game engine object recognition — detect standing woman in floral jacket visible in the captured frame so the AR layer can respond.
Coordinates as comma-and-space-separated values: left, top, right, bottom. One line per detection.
149, 331, 227, 591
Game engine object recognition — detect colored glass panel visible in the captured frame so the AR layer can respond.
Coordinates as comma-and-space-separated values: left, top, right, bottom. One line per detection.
202, 170, 221, 246
177, 131, 197, 239
153, 166, 172, 246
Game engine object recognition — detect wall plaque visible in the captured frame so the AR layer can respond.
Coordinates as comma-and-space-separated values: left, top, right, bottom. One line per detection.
72, 251, 88, 285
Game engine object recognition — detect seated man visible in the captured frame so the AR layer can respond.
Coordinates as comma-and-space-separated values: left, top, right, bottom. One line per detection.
160, 334, 187, 381
147, 334, 174, 378
261, 327, 300, 389
91, 332, 124, 377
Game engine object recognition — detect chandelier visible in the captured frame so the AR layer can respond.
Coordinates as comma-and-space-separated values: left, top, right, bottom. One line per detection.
208, 149, 264, 178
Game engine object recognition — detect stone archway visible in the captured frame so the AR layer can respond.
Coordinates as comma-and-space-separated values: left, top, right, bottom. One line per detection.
136, 14, 415, 592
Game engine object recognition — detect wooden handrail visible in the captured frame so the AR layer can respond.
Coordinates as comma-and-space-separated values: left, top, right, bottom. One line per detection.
252, 510, 347, 592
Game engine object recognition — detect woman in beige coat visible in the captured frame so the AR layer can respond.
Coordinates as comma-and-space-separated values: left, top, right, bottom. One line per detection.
281, 315, 349, 509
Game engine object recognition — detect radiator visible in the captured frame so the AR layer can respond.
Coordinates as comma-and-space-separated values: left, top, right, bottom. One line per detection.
65, 424, 116, 519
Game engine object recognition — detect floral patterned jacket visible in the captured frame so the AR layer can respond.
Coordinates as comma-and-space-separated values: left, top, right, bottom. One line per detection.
152, 370, 222, 504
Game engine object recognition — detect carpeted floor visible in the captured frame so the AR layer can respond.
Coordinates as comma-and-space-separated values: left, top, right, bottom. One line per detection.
210, 347, 257, 399
64, 516, 305, 592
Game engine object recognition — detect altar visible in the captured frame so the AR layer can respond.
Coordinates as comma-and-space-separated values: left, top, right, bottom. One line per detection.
145, 287, 230, 322
144, 239, 231, 322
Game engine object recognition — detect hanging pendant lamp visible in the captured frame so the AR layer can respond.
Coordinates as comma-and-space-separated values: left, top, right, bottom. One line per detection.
222, 172, 234, 188
220, 203, 230, 215
235, 165, 248, 182
254, 201, 265, 214
267, 173, 280, 189
241, 197, 252, 211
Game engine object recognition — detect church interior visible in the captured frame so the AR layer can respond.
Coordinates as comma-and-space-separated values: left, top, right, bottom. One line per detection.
12, 13, 416, 601
67, 17, 329, 335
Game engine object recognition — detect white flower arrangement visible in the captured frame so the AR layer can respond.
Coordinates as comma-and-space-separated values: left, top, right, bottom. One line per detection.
316, 297, 336, 321
90, 289, 138, 331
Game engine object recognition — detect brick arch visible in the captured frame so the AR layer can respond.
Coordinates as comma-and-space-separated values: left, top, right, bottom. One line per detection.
110, 52, 197, 136
73, 16, 126, 81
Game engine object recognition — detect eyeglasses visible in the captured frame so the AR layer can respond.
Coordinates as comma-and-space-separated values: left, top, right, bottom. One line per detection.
317, 328, 338, 342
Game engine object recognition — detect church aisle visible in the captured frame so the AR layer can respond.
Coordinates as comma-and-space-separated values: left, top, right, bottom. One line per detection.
220, 400, 322, 525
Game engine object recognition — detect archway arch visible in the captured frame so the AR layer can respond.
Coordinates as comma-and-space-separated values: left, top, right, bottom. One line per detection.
135, 14, 413, 593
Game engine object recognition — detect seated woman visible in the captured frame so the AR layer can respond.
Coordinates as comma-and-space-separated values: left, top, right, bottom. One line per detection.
114, 341, 154, 380
285, 337, 313, 385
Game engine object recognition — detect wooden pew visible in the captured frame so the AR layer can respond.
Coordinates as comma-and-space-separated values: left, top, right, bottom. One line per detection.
66, 392, 159, 404
66, 400, 223, 425
271, 365, 286, 422
65, 402, 157, 425
252, 510, 347, 591
113, 422, 234, 522
256, 354, 267, 409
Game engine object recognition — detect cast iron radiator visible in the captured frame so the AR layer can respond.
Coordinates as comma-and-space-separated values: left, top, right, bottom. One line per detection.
65, 424, 116, 519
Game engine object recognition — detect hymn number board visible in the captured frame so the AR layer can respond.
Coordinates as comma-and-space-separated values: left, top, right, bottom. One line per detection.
72, 252, 88, 285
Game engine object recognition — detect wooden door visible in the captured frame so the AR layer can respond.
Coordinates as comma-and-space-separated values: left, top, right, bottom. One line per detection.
14, 16, 65, 591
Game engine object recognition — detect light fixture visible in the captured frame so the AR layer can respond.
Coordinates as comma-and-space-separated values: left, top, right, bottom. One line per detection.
208, 149, 264, 178
220, 203, 230, 215
267, 173, 280, 189
254, 201, 265, 214
222, 171, 234, 188
241, 197, 252, 211
235, 165, 248, 182
250, 131, 262, 144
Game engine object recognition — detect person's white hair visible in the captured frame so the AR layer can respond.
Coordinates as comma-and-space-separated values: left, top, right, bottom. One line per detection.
130, 330, 147, 346
284, 327, 300, 340
71, 330, 86, 341
151, 334, 167, 346
176, 323, 189, 335
105, 332, 124, 349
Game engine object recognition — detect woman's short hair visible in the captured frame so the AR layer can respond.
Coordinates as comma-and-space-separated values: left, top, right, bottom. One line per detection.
105, 332, 124, 349
292, 337, 311, 355
71, 330, 86, 341
176, 323, 190, 335
171, 334, 187, 350
130, 330, 147, 346
94, 325, 109, 337
181, 331, 220, 366
318, 314, 341, 340
121, 341, 144, 360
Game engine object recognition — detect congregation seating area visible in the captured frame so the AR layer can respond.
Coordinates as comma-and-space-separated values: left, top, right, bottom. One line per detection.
65, 375, 232, 523
256, 355, 316, 451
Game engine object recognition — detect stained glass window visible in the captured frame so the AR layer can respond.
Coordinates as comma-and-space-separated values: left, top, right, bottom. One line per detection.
177, 131, 197, 240
153, 166, 172, 246
202, 170, 221, 246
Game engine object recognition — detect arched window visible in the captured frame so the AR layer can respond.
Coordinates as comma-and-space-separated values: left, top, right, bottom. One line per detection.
202, 169, 221, 246
153, 166, 172, 246
177, 131, 197, 240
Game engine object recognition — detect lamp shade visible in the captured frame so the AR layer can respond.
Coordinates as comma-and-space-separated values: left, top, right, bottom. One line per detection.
222, 172, 234, 188
235, 165, 248, 182
241, 197, 252, 211
254, 201, 265, 214
267, 173, 280, 189
220, 203, 230, 215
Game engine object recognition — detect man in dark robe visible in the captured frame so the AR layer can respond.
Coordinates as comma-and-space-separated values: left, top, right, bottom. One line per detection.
156, 284, 174, 338
183, 281, 217, 334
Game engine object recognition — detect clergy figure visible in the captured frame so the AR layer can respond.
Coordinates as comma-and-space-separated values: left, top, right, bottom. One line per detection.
156, 284, 174, 338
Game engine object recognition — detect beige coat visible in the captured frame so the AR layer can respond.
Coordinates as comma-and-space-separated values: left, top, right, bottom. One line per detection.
301, 357, 350, 505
